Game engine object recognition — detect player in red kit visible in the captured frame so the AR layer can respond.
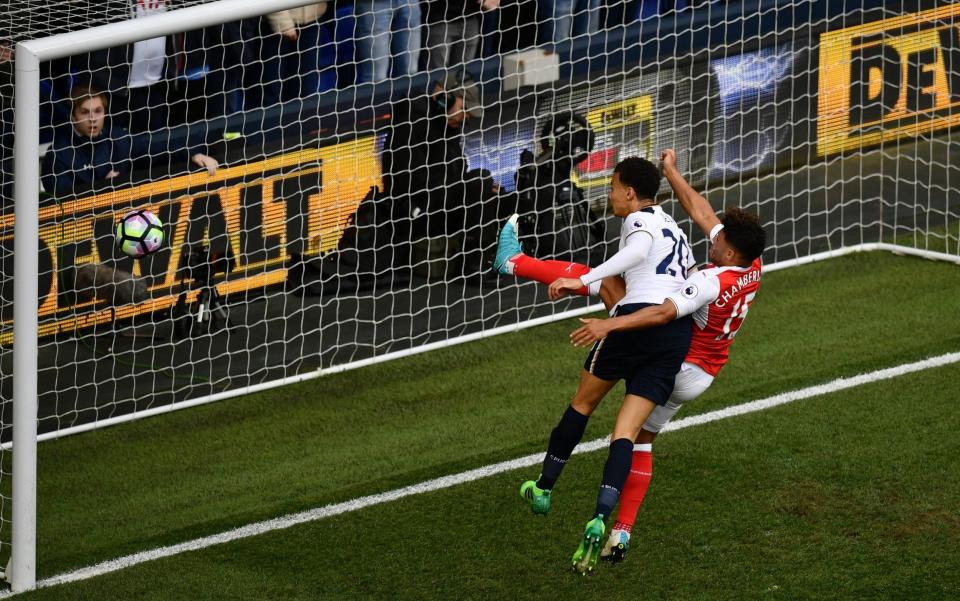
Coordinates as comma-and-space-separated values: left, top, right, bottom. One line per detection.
497, 149, 766, 566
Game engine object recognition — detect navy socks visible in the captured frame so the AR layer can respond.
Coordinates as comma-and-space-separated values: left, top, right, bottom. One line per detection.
536, 405, 589, 490
594, 437, 634, 519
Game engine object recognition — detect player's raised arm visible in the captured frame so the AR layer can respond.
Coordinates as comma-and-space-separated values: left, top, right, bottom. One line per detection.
661, 149, 721, 238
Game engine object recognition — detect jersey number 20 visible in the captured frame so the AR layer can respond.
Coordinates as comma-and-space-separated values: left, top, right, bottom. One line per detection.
656, 229, 690, 278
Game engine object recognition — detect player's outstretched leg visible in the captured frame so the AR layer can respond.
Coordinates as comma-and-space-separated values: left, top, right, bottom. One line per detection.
492, 213, 594, 293
493, 213, 522, 274
519, 479, 552, 515
571, 515, 607, 574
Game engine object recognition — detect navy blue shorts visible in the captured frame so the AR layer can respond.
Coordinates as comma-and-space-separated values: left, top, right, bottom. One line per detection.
583, 303, 693, 406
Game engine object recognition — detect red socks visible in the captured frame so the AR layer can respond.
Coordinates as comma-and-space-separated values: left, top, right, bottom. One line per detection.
511, 254, 591, 296
612, 445, 653, 533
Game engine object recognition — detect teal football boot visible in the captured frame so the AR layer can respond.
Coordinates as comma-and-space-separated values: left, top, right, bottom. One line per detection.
493, 214, 522, 275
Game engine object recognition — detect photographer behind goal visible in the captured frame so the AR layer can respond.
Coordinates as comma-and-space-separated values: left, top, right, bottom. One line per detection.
513, 111, 601, 264
381, 71, 501, 279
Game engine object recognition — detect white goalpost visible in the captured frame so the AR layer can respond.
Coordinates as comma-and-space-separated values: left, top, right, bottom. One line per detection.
5, 0, 960, 593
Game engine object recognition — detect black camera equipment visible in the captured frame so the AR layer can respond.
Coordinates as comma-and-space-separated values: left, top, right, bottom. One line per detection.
514, 111, 602, 262
172, 244, 234, 338
290, 184, 405, 295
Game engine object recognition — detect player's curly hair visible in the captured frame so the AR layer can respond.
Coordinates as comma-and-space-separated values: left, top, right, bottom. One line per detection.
613, 157, 660, 200
721, 207, 766, 263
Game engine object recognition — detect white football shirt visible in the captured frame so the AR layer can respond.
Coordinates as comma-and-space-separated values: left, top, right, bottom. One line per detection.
580, 206, 694, 310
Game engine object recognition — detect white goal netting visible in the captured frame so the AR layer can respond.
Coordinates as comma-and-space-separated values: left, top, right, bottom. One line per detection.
2, 0, 960, 583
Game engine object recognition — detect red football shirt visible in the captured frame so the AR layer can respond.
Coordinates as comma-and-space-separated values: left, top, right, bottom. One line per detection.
667, 258, 762, 377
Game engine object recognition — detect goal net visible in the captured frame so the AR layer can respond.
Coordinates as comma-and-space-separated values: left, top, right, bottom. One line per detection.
3, 0, 959, 590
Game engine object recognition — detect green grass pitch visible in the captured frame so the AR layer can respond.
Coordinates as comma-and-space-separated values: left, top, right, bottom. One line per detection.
11, 251, 960, 599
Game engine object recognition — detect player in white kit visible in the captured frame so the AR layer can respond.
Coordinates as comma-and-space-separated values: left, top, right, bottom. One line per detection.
510, 157, 695, 573
499, 150, 766, 569
572, 151, 765, 563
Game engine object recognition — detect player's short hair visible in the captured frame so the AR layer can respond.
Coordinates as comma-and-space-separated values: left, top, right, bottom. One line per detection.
721, 207, 766, 262
69, 85, 109, 115
613, 157, 660, 200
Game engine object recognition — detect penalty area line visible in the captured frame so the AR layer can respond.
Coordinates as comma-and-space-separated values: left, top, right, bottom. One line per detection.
6, 351, 960, 596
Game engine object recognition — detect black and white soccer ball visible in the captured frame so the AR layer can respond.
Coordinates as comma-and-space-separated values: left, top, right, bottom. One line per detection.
116, 209, 164, 258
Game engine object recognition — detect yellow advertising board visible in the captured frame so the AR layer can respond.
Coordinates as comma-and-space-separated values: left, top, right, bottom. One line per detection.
0, 135, 381, 344
818, 4, 960, 155
575, 94, 655, 191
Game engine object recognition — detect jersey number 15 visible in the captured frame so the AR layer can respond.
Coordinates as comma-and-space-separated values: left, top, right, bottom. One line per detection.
717, 291, 757, 340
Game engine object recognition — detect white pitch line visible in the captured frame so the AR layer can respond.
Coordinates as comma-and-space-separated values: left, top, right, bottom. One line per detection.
5, 351, 959, 597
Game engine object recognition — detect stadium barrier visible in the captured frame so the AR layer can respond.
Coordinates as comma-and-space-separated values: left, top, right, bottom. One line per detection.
1, 137, 380, 343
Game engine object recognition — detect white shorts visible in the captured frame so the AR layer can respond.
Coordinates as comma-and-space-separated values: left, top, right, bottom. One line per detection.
641, 362, 714, 434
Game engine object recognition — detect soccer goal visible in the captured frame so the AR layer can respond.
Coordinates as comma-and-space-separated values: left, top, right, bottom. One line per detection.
4, 0, 960, 592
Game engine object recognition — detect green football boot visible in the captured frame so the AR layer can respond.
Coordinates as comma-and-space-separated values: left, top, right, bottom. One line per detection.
571, 515, 606, 574
519, 480, 552, 515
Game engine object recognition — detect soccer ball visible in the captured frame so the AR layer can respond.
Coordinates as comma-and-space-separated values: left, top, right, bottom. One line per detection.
116, 209, 164, 257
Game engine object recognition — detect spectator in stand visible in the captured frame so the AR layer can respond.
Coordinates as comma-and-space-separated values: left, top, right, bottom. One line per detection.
539, 0, 603, 46
263, 3, 330, 101
354, 0, 422, 82
83, 0, 181, 133
41, 86, 219, 196
423, 0, 500, 72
